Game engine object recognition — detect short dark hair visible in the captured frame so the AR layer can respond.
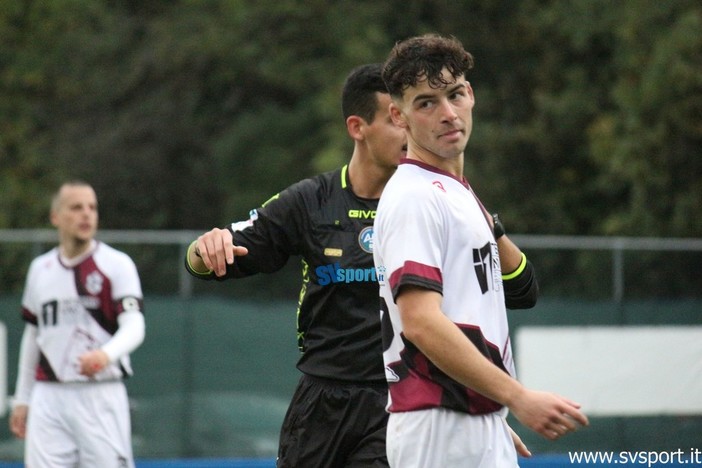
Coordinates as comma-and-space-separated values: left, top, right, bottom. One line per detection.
382, 34, 474, 98
341, 63, 388, 123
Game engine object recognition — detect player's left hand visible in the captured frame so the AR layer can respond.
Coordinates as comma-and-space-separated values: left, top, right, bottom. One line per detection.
9, 405, 28, 439
79, 349, 110, 376
508, 424, 532, 457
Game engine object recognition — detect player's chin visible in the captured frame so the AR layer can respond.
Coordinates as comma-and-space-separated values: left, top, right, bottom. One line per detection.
76, 229, 96, 240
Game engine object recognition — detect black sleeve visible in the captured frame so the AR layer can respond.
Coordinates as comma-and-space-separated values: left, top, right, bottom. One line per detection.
183, 184, 305, 281
222, 179, 314, 278
228, 210, 292, 276
503, 258, 539, 309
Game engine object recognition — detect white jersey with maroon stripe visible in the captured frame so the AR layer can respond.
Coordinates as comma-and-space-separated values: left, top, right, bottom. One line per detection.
21, 241, 143, 383
374, 159, 514, 414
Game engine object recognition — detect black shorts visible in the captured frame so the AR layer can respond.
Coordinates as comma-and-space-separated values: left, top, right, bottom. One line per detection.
277, 374, 389, 468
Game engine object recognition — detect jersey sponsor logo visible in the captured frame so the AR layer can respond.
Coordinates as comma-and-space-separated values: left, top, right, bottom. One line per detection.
376, 265, 386, 284
316, 262, 379, 285
473, 244, 491, 294
358, 226, 374, 253
473, 241, 503, 294
80, 296, 100, 309
41, 300, 58, 326
348, 209, 376, 219
40, 298, 96, 327
490, 241, 502, 292
432, 180, 446, 192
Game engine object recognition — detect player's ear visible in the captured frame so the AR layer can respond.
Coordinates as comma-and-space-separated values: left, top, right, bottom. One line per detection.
345, 115, 364, 140
389, 103, 408, 129
49, 209, 59, 228
465, 81, 475, 105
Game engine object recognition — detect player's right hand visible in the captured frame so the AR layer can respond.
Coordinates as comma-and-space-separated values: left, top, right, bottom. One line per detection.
196, 228, 249, 277
9, 405, 28, 439
509, 388, 589, 440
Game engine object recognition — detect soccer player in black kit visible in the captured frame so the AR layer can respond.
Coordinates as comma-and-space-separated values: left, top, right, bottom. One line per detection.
186, 63, 405, 467
185, 63, 537, 467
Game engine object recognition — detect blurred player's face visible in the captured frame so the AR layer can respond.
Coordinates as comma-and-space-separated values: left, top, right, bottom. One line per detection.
391, 68, 474, 169
364, 92, 407, 171
51, 185, 98, 246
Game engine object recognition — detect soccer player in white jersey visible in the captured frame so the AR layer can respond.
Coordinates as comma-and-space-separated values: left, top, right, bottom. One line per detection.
374, 34, 589, 467
9, 180, 145, 468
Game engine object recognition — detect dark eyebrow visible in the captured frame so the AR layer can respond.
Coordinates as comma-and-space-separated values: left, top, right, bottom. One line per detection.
447, 82, 467, 95
412, 92, 435, 104
411, 82, 467, 105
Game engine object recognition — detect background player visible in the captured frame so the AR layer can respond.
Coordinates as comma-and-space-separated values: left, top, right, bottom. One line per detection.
374, 34, 588, 467
9, 180, 145, 468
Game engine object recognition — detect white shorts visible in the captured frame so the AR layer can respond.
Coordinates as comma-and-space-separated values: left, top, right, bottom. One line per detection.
26, 381, 135, 468
386, 408, 518, 468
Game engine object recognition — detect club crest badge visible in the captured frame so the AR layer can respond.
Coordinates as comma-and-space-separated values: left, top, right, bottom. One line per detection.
85, 271, 104, 295
358, 226, 374, 253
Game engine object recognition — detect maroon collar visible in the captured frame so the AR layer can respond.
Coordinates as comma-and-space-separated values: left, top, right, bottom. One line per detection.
399, 158, 469, 188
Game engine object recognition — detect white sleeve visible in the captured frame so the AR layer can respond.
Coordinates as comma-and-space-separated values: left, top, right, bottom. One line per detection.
100, 310, 145, 362
381, 184, 444, 276
13, 325, 39, 407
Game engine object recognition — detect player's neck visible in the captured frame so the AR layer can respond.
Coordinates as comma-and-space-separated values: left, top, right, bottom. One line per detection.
407, 148, 464, 178
60, 238, 96, 260
347, 157, 395, 199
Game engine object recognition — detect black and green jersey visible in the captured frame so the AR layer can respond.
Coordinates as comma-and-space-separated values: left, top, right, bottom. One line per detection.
193, 165, 385, 383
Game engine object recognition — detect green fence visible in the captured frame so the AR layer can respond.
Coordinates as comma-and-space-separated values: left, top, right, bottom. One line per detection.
0, 295, 300, 460
0, 295, 700, 461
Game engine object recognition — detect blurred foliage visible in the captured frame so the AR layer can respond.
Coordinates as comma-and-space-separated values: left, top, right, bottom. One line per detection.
1, 0, 701, 296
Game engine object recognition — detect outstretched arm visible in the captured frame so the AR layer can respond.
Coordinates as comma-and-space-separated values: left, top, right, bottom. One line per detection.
187, 227, 249, 277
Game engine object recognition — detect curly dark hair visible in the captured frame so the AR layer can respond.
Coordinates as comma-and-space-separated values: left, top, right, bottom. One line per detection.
382, 34, 474, 98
